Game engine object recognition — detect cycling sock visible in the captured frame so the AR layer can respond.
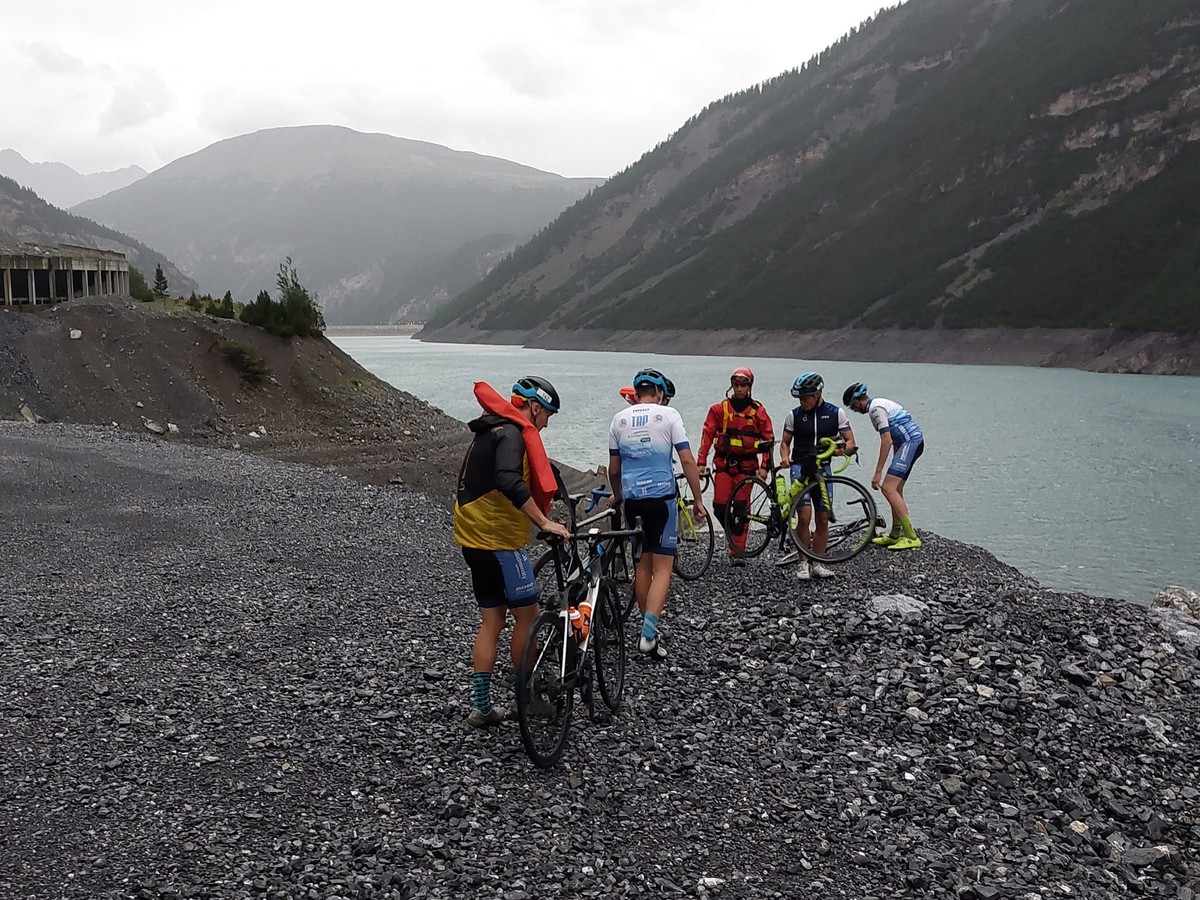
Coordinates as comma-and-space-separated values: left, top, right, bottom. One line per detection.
641, 612, 660, 645
472, 671, 493, 712
899, 515, 916, 539
888, 520, 901, 538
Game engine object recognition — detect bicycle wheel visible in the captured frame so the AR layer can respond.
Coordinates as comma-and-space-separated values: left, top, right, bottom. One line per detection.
788, 476, 877, 563
673, 496, 714, 580
726, 475, 774, 558
517, 611, 575, 768
593, 580, 626, 712
603, 535, 632, 585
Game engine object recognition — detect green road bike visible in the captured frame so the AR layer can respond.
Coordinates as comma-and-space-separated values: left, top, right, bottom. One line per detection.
726, 438, 878, 564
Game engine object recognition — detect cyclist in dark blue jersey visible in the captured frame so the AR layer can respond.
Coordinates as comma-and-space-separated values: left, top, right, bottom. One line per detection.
779, 372, 857, 579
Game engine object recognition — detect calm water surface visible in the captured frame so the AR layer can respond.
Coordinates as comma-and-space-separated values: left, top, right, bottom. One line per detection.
330, 334, 1200, 605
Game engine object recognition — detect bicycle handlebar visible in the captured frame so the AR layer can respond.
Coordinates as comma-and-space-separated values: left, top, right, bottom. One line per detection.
582, 486, 612, 513
538, 517, 644, 545
576, 505, 618, 531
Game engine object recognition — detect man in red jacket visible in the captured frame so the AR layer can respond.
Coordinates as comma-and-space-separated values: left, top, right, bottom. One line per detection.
696, 367, 775, 565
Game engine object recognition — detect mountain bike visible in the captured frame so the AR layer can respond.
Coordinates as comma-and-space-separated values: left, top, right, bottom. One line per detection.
672, 470, 714, 581
517, 515, 643, 768
726, 438, 878, 564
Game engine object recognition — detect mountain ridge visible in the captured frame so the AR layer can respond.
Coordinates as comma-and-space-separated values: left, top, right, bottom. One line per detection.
0, 149, 147, 208
423, 0, 1200, 363
74, 126, 603, 323
0, 175, 195, 294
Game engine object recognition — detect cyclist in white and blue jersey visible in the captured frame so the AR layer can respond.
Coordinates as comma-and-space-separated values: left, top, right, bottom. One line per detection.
844, 382, 925, 551
608, 368, 707, 660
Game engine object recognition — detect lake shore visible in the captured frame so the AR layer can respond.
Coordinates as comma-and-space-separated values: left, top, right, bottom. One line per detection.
417, 324, 1200, 376
2, 422, 1198, 899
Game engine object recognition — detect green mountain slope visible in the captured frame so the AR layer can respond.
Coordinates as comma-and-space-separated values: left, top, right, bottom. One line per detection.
0, 175, 194, 292
74, 126, 602, 324
426, 0, 1200, 337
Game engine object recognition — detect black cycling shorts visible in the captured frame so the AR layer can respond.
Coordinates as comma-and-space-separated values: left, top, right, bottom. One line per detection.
623, 497, 677, 557
461, 547, 538, 609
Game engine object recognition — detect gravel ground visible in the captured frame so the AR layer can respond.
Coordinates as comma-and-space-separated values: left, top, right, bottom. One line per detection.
2, 423, 1197, 900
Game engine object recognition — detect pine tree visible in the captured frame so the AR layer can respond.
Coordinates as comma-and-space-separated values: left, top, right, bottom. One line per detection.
152, 264, 169, 297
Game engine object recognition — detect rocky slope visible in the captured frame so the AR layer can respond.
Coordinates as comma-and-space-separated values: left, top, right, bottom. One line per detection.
0, 296, 604, 505
0, 296, 479, 503
1, 423, 1197, 899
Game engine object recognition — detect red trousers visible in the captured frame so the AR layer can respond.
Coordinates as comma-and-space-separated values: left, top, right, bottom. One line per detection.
712, 466, 755, 554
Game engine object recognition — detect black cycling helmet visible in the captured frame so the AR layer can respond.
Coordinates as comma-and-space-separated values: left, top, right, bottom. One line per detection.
632, 368, 668, 392
843, 382, 868, 406
791, 372, 824, 398
663, 378, 676, 402
512, 375, 560, 414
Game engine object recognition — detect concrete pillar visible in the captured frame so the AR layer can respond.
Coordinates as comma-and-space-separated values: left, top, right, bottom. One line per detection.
49, 265, 57, 301
3, 268, 10, 305
67, 266, 74, 301
27, 269, 35, 304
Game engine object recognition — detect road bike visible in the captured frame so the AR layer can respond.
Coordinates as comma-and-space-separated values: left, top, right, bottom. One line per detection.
726, 438, 878, 564
534, 483, 631, 597
671, 470, 714, 581
517, 515, 643, 768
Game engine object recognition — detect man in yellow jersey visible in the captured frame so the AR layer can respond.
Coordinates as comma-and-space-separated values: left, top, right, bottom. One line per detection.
454, 376, 569, 727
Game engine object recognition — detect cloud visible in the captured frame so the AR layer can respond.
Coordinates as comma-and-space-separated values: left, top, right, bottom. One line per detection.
99, 69, 175, 134
18, 40, 96, 75
480, 39, 580, 99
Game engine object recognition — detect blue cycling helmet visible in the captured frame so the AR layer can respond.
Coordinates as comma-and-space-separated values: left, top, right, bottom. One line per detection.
791, 372, 824, 398
843, 382, 868, 405
512, 375, 560, 413
632, 368, 668, 391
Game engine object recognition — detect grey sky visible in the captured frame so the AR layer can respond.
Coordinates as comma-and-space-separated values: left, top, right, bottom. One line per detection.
5, 0, 893, 178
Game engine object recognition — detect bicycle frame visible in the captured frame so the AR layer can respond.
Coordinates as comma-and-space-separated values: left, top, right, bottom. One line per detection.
538, 515, 643, 687
747, 439, 846, 549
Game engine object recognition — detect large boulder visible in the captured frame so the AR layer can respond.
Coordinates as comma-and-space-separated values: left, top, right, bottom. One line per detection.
1152, 585, 1200, 620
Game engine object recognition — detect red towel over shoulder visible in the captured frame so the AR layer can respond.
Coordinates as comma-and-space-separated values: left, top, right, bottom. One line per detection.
473, 381, 557, 514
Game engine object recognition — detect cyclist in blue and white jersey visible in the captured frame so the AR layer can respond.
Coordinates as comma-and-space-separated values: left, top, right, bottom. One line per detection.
608, 368, 707, 660
844, 382, 925, 551
778, 372, 857, 580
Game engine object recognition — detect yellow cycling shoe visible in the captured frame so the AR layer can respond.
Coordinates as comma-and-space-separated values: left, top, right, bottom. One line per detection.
872, 535, 899, 547
887, 536, 923, 551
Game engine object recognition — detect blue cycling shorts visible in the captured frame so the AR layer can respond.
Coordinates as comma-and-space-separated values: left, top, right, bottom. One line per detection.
790, 463, 833, 512
461, 547, 538, 609
887, 438, 925, 480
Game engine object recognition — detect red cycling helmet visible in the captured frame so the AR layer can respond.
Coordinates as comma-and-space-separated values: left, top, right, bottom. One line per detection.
730, 367, 754, 386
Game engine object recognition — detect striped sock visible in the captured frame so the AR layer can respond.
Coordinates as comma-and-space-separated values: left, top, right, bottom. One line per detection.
641, 612, 659, 645
472, 671, 492, 712
899, 515, 916, 539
